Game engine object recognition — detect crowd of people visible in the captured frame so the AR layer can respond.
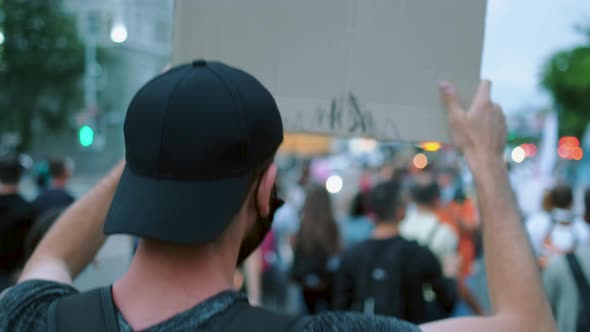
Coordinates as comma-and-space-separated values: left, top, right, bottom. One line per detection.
0, 158, 74, 291
0, 61, 564, 331
249, 160, 590, 331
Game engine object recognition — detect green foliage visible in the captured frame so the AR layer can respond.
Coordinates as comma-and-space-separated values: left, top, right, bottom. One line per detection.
541, 26, 590, 138
0, 0, 85, 152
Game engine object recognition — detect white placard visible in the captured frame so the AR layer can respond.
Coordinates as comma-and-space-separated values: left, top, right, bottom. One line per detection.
173, 0, 487, 143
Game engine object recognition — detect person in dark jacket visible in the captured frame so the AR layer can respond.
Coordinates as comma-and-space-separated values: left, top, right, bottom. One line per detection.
33, 158, 75, 216
292, 184, 342, 313
0, 157, 35, 291
334, 181, 457, 323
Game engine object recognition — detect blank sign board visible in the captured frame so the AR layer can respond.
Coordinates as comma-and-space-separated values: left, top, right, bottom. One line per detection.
173, 0, 487, 143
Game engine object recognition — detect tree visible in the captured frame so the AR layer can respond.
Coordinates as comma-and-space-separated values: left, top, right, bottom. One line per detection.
541, 26, 590, 139
0, 0, 85, 152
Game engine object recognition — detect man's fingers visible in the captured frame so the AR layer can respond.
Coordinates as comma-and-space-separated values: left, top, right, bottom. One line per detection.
439, 81, 463, 113
471, 79, 492, 108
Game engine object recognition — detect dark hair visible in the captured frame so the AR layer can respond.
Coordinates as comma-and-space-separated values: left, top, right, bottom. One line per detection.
550, 185, 573, 209
412, 181, 440, 206
453, 186, 466, 203
349, 192, 368, 217
369, 180, 403, 222
0, 157, 23, 185
584, 189, 590, 220
49, 159, 68, 178
297, 184, 341, 256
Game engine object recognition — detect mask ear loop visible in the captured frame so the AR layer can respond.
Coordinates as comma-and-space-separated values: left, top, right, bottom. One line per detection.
254, 178, 284, 230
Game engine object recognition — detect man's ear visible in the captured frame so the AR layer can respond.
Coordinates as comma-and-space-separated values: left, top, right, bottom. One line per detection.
256, 163, 278, 216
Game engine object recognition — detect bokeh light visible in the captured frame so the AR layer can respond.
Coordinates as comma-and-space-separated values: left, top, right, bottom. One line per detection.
413, 153, 428, 169
110, 23, 128, 43
511, 146, 526, 163
325, 175, 343, 194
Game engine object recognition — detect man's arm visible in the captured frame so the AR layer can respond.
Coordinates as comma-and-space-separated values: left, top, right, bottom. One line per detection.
18, 161, 124, 285
421, 81, 555, 331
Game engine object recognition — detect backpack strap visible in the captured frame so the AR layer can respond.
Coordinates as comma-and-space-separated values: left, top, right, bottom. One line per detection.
565, 253, 590, 306
48, 286, 119, 332
425, 222, 441, 247
219, 301, 307, 331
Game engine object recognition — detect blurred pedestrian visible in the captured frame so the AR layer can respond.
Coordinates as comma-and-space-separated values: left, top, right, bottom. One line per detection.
543, 189, 590, 332
291, 184, 341, 314
437, 188, 484, 316
527, 185, 590, 268
401, 182, 458, 265
438, 187, 478, 279
341, 191, 374, 248
0, 157, 35, 291
264, 182, 306, 312
33, 158, 75, 216
334, 181, 457, 323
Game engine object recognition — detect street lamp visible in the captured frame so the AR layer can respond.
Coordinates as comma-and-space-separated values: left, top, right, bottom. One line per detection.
0, 30, 5, 45
110, 23, 127, 43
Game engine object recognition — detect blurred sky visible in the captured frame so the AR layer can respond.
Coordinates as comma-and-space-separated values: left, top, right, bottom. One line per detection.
482, 0, 590, 113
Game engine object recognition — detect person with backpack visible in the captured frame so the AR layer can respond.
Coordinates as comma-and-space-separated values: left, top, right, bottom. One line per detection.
333, 180, 457, 323
0, 61, 555, 332
527, 185, 590, 268
291, 184, 342, 314
543, 188, 590, 332
401, 181, 459, 265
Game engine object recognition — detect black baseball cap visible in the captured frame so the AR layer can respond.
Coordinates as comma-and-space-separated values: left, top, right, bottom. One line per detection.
104, 60, 283, 244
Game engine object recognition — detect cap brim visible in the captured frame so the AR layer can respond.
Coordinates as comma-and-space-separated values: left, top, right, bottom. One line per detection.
104, 166, 251, 245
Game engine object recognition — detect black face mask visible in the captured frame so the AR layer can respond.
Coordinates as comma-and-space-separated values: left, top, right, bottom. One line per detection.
237, 185, 283, 266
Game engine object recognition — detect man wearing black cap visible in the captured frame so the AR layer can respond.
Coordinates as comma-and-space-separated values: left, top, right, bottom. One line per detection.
0, 62, 555, 331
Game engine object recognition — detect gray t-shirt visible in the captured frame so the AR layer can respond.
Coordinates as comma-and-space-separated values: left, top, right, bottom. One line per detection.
543, 246, 590, 332
0, 280, 421, 331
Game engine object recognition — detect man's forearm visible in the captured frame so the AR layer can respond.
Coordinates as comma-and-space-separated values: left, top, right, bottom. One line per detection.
19, 162, 123, 284
468, 156, 553, 327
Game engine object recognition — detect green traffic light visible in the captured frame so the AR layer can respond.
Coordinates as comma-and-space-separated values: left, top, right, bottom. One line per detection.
79, 126, 94, 147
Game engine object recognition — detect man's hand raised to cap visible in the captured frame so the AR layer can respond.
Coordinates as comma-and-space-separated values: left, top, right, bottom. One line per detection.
440, 80, 507, 167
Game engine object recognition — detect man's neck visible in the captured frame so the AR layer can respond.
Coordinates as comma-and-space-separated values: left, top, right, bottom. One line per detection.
113, 242, 236, 331
0, 184, 18, 195
416, 204, 436, 215
372, 221, 399, 239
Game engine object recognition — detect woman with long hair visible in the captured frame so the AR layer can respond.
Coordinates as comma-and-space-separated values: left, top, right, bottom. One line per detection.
291, 184, 341, 314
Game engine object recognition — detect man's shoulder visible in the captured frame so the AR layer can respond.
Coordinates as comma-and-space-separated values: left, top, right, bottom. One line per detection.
306, 311, 421, 332
341, 237, 424, 265
0, 279, 78, 331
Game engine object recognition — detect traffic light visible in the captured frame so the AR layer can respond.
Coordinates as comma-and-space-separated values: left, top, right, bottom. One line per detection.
79, 125, 95, 147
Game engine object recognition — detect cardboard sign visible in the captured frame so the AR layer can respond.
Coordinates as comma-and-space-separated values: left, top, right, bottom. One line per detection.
172, 0, 487, 143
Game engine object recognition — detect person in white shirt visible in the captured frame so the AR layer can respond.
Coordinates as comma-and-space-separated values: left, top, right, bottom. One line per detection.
543, 189, 590, 332
526, 185, 590, 267
401, 181, 458, 265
